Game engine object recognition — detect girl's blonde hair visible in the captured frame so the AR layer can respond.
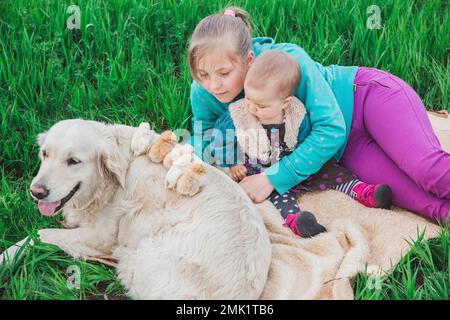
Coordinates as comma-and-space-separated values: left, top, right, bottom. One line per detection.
188, 7, 253, 82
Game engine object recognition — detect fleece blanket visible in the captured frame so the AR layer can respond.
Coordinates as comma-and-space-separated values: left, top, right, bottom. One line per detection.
252, 111, 449, 300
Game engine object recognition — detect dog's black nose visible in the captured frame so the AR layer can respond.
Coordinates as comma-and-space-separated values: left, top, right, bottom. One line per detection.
30, 184, 49, 199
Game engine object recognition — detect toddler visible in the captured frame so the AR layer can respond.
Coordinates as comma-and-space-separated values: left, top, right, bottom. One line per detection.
212, 51, 393, 238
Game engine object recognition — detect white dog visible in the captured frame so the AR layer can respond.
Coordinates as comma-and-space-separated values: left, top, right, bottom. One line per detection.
1, 119, 271, 299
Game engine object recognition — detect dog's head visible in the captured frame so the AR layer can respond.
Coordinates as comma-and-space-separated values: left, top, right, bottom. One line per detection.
30, 119, 128, 216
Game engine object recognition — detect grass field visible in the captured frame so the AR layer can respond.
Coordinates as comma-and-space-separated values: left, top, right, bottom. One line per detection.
0, 0, 449, 300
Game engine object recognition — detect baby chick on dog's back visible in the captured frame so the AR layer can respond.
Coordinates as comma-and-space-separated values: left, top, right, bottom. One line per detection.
130, 123, 156, 157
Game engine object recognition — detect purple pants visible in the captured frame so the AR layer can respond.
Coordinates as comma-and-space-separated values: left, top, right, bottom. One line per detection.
340, 67, 450, 225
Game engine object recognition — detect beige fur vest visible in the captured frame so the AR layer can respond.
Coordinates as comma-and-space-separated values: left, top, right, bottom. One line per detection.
229, 97, 307, 162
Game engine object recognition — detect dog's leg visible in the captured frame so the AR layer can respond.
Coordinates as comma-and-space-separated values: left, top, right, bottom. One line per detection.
1, 229, 118, 268
0, 237, 34, 267
38, 228, 114, 261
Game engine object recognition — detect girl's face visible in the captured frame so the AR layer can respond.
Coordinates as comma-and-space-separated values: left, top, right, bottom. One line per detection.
197, 50, 254, 103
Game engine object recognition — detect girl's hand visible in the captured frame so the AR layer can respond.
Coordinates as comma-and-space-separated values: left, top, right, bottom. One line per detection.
239, 172, 274, 203
229, 164, 248, 182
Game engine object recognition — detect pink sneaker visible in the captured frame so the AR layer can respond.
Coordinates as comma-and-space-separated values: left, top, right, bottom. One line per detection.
284, 211, 327, 238
351, 182, 392, 209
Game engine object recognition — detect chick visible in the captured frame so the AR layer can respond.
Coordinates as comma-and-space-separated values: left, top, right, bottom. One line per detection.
130, 123, 156, 157
146, 130, 178, 163
164, 144, 206, 196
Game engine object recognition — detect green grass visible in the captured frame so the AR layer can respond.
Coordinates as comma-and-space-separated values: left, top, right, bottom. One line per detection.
354, 225, 450, 300
0, 0, 449, 299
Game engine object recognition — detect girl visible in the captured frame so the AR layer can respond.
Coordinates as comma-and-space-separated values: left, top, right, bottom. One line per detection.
188, 7, 450, 225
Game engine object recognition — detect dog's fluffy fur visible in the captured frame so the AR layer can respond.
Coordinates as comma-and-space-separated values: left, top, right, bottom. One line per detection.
20, 119, 272, 299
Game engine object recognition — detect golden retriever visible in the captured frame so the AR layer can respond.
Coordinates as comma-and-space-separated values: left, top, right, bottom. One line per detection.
1, 119, 271, 299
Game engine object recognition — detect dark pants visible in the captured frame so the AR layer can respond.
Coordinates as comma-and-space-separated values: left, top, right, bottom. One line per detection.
244, 157, 357, 218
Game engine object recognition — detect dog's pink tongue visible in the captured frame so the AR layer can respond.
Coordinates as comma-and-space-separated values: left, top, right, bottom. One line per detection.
38, 200, 61, 216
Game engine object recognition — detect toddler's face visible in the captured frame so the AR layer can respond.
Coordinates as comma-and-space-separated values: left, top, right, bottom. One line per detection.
197, 52, 251, 103
245, 86, 290, 125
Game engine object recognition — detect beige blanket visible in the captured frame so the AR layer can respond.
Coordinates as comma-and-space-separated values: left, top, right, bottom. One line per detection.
255, 111, 449, 300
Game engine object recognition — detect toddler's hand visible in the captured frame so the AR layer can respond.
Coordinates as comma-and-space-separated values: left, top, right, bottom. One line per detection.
239, 172, 274, 204
229, 164, 248, 182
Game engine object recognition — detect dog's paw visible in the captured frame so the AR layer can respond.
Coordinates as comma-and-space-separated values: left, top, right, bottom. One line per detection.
146, 131, 178, 163
0, 237, 34, 267
130, 123, 156, 157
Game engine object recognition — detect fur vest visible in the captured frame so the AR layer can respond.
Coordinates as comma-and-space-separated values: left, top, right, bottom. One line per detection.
228, 97, 307, 162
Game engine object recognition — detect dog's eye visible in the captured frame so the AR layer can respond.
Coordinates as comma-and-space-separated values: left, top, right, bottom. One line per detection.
67, 158, 81, 166
42, 150, 48, 158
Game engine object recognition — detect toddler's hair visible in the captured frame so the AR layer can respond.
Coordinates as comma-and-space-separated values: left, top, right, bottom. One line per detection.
188, 7, 253, 82
245, 50, 301, 98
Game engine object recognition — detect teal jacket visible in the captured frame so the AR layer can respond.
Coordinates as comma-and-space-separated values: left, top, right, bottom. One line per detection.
190, 37, 358, 195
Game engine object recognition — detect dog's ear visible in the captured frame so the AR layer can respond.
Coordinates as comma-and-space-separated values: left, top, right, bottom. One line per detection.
98, 139, 128, 189
37, 131, 48, 147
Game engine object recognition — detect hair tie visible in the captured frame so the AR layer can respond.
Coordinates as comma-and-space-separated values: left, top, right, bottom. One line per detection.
224, 9, 236, 17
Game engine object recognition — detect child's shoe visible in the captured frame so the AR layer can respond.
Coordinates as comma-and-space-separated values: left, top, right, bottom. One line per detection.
284, 211, 327, 238
351, 182, 392, 209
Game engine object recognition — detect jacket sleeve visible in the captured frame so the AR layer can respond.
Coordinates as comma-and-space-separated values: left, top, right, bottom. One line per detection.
189, 82, 221, 164
264, 46, 347, 195
210, 111, 240, 168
